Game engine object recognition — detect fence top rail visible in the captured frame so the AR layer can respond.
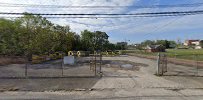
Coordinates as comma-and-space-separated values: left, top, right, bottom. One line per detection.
0, 55, 27, 58
166, 54, 203, 56
89, 54, 102, 56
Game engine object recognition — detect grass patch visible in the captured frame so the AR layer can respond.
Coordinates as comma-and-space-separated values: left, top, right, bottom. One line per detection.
122, 49, 203, 61
166, 49, 203, 55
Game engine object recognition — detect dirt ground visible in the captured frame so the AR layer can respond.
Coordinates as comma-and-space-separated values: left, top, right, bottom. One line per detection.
0, 59, 95, 77
0, 56, 26, 65
1, 56, 203, 100
0, 57, 146, 91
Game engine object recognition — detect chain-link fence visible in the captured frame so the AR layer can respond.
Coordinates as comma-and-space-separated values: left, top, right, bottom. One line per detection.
0, 52, 102, 78
89, 54, 102, 77
157, 53, 203, 76
0, 56, 27, 78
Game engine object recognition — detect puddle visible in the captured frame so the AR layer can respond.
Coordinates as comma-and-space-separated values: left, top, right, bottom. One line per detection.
121, 64, 133, 69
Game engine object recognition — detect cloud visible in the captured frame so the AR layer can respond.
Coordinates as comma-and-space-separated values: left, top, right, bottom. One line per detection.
0, 0, 136, 32
0, 0, 203, 42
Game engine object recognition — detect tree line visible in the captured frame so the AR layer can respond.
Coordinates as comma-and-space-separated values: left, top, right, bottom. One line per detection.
136, 40, 177, 50
0, 13, 122, 56
200, 40, 203, 48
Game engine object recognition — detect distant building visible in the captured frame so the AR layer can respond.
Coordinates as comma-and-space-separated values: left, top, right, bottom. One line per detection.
184, 40, 200, 46
184, 40, 202, 49
195, 46, 202, 49
145, 45, 166, 52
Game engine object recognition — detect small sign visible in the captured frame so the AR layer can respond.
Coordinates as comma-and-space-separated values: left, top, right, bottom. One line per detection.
63, 56, 75, 65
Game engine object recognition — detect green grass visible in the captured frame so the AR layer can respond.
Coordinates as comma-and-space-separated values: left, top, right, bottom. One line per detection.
166, 49, 203, 55
123, 49, 203, 61
122, 50, 158, 56
165, 49, 203, 61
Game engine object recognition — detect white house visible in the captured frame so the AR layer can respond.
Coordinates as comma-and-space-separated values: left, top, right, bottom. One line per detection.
195, 46, 202, 49
184, 40, 199, 46
184, 39, 202, 49
191, 41, 200, 46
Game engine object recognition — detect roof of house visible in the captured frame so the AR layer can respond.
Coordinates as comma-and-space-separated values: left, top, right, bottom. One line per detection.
146, 45, 164, 49
185, 40, 200, 42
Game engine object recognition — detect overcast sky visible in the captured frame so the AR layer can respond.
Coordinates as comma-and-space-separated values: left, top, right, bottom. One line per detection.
0, 0, 203, 44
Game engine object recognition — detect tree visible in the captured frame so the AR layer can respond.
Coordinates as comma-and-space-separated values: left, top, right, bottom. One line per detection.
168, 41, 177, 48
72, 34, 81, 51
81, 30, 94, 51
18, 13, 56, 56
0, 13, 113, 56
116, 42, 128, 50
52, 25, 70, 53
156, 40, 169, 48
105, 43, 117, 51
93, 31, 109, 51
81, 30, 109, 51
141, 40, 155, 46
0, 18, 24, 55
156, 40, 177, 49
200, 40, 203, 48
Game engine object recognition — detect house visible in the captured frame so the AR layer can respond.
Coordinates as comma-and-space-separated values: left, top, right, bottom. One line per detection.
145, 45, 166, 52
184, 40, 200, 46
195, 46, 202, 49
184, 40, 202, 49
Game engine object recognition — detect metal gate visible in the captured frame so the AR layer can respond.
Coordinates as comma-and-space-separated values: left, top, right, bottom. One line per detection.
157, 53, 167, 76
89, 53, 102, 77
157, 53, 203, 76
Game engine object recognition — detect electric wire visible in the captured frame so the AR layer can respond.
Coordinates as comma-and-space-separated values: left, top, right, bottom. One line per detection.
0, 2, 203, 8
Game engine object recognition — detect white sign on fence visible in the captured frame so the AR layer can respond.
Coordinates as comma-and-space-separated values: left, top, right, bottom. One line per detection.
63, 56, 75, 65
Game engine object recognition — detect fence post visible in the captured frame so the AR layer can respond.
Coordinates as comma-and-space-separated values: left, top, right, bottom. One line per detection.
196, 54, 198, 76
193, 54, 198, 76
90, 55, 92, 70
61, 57, 64, 77
25, 57, 28, 78
94, 53, 97, 76
175, 52, 177, 59
156, 53, 161, 76
99, 54, 102, 77
163, 54, 167, 73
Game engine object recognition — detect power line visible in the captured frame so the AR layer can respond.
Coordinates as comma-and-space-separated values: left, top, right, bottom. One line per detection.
0, 2, 203, 8
0, 10, 203, 19
142, 5, 201, 40
1, 10, 203, 16
0, 13, 203, 19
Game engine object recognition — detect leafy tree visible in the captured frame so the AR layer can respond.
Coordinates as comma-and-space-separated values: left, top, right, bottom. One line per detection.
93, 31, 109, 51
81, 30, 94, 51
141, 40, 155, 46
116, 42, 128, 50
81, 30, 109, 51
0, 18, 24, 55
72, 34, 81, 51
0, 13, 114, 56
106, 43, 116, 51
156, 40, 177, 49
200, 40, 203, 48
168, 41, 177, 48
18, 14, 56, 56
